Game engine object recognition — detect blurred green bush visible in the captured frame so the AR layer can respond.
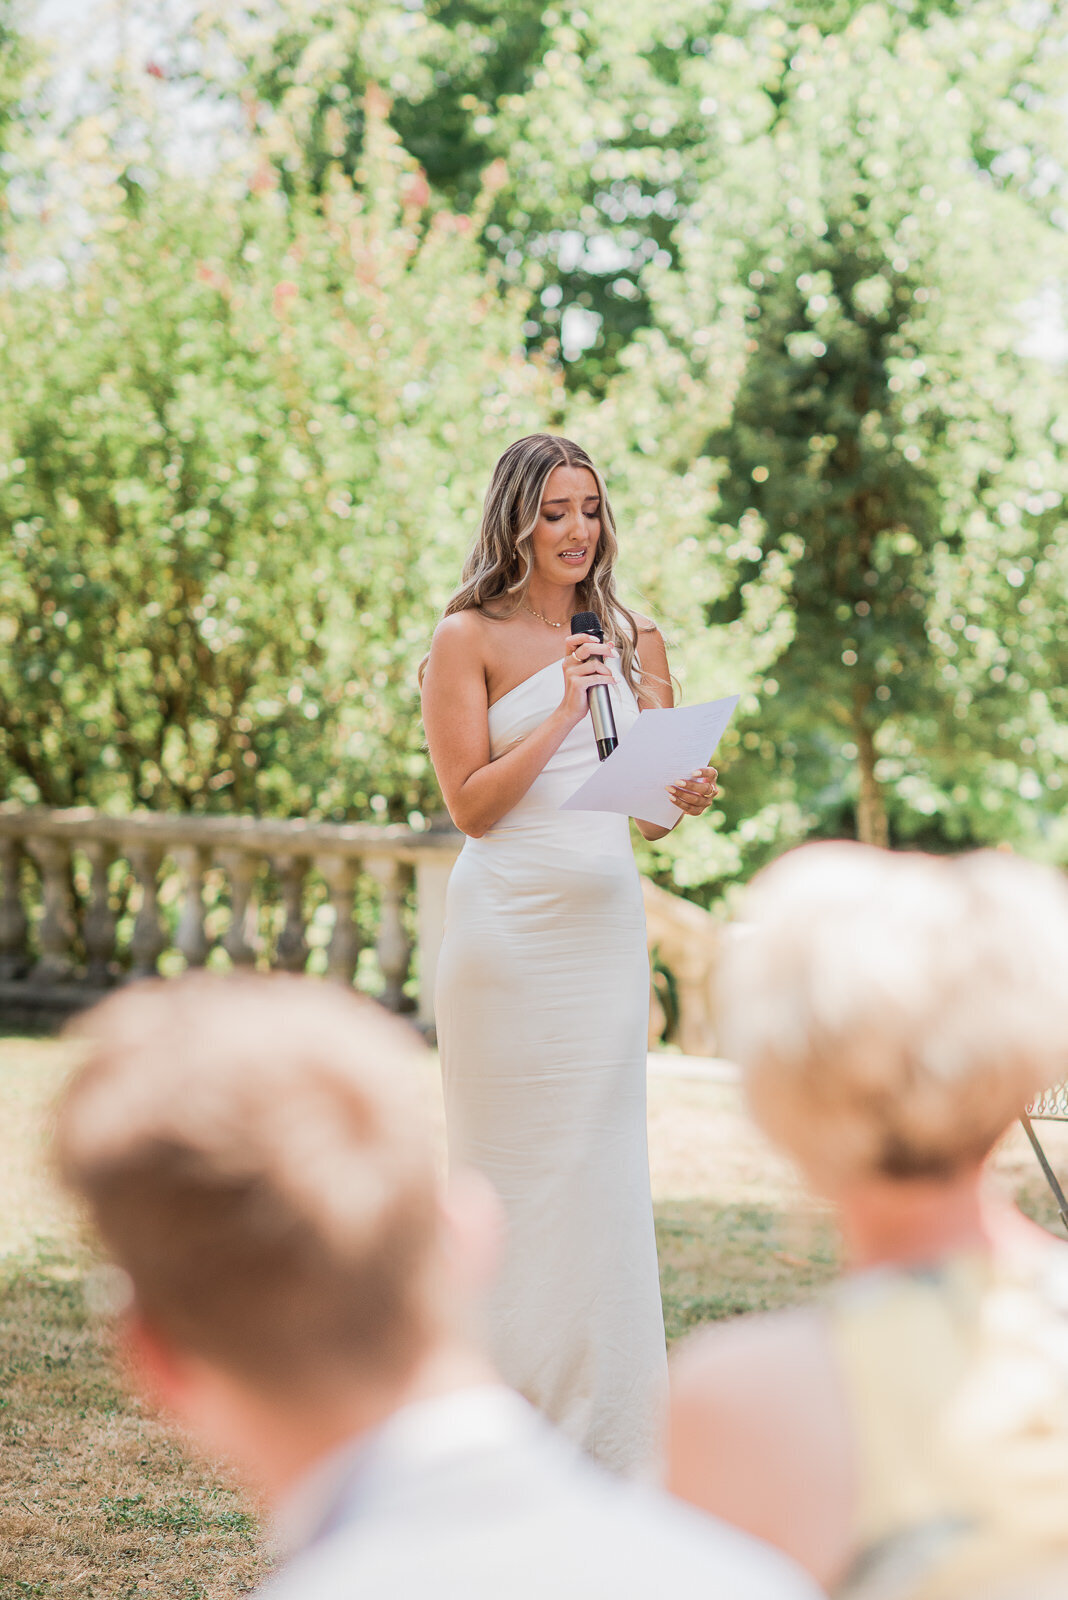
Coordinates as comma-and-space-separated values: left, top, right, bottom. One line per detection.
1, 0, 1065, 902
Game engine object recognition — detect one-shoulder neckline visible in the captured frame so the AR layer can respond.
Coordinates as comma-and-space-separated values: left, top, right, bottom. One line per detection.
487, 658, 562, 713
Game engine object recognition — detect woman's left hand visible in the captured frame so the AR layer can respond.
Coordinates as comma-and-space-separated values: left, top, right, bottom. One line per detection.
667, 766, 719, 817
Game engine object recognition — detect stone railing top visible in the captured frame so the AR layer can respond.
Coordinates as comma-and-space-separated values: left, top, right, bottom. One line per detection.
0, 805, 463, 861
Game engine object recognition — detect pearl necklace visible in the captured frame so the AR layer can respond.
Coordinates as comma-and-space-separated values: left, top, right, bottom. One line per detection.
523, 602, 565, 629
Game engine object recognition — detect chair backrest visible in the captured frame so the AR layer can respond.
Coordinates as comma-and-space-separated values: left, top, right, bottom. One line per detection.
1029, 1084, 1068, 1122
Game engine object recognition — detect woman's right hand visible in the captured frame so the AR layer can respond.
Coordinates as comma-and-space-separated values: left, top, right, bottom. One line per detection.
558, 632, 616, 729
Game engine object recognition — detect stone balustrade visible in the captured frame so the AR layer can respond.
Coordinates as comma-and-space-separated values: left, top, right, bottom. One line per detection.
0, 806, 462, 1031
0, 806, 725, 1054
642, 876, 723, 1057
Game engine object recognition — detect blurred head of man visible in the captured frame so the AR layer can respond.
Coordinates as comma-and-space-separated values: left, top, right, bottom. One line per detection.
54, 974, 499, 1504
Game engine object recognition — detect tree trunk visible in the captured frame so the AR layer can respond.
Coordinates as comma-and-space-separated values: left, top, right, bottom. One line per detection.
853, 691, 889, 848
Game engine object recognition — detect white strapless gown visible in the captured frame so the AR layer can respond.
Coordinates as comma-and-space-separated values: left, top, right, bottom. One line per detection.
434, 659, 667, 1477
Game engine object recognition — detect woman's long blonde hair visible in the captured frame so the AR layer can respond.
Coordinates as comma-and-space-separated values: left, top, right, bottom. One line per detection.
439, 433, 645, 697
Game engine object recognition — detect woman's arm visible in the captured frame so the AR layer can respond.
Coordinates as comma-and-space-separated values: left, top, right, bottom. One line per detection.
632, 622, 718, 843
421, 613, 615, 839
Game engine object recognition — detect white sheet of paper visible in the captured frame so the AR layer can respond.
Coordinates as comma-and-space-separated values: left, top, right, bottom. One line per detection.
561, 695, 740, 828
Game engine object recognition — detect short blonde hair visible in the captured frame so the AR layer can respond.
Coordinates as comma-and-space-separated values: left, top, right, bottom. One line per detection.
718, 844, 1068, 1183
55, 975, 439, 1394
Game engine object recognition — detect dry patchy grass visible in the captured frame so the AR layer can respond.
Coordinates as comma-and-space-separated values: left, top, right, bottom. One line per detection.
0, 1036, 268, 1598
3, 1034, 1068, 1596
0, 1261, 267, 1600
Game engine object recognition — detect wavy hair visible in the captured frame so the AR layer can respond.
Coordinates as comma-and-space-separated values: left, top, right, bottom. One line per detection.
437, 434, 648, 697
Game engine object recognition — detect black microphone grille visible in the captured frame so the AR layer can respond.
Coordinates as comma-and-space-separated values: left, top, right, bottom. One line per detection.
570, 610, 603, 640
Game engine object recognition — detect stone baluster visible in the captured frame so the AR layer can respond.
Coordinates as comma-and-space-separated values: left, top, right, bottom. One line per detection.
368, 857, 411, 1011
0, 814, 462, 1030
218, 849, 259, 968
0, 836, 29, 981
126, 843, 167, 980
82, 840, 118, 988
173, 845, 209, 969
317, 854, 360, 984
272, 853, 309, 973
26, 836, 77, 983
218, 850, 258, 968
414, 854, 454, 1031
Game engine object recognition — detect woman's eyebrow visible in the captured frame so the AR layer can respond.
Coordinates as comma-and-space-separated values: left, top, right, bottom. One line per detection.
542, 496, 600, 505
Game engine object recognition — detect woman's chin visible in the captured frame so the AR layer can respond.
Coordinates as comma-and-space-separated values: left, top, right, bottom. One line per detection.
538, 564, 588, 585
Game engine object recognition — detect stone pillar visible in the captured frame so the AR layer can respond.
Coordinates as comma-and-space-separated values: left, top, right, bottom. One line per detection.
368, 856, 412, 1011
173, 845, 210, 969
219, 850, 258, 968
126, 843, 167, 980
413, 854, 454, 1031
317, 855, 359, 985
27, 836, 77, 983
0, 836, 29, 982
272, 853, 309, 973
82, 840, 118, 988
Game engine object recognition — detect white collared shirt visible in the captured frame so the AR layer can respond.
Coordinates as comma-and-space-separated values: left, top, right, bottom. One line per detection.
261, 1381, 823, 1600
272, 1384, 534, 1560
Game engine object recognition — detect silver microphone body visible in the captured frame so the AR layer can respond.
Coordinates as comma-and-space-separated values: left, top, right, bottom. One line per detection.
588, 682, 618, 761
570, 610, 619, 761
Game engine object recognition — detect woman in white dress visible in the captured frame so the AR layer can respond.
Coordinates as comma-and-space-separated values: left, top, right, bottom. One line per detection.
421, 434, 718, 1477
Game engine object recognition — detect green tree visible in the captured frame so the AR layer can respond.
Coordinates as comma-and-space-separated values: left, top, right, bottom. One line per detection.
0, 93, 552, 816
1, 78, 734, 826
663, 6, 1068, 851
6, 0, 1066, 898
210, 0, 1026, 396
0, 0, 34, 223
0, 1, 30, 138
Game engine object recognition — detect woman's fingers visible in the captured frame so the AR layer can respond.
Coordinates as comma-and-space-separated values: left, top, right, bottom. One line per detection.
667, 766, 721, 813
565, 631, 592, 654
563, 660, 614, 697
566, 633, 616, 664
565, 650, 615, 685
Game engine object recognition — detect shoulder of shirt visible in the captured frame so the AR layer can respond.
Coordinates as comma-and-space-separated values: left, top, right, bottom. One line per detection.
256, 1466, 821, 1600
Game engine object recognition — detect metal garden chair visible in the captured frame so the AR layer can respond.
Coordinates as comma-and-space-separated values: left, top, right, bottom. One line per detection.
1021, 1083, 1068, 1235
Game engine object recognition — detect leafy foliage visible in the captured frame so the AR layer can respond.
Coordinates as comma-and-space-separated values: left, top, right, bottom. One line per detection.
0, 97, 549, 817
665, 7, 1068, 855
2, 0, 1066, 898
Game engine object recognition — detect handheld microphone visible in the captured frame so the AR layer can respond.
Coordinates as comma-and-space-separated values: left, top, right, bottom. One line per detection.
570, 611, 618, 761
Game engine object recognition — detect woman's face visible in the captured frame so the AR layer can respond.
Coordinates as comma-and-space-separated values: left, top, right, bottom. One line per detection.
529, 464, 601, 588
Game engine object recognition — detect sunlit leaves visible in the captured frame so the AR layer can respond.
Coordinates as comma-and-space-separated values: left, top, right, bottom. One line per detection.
0, 91, 552, 817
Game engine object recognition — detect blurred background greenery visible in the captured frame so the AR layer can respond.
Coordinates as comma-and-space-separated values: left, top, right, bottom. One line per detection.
2, 0, 1066, 912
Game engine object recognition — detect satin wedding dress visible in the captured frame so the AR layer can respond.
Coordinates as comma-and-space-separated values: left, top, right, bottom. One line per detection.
435, 656, 667, 1477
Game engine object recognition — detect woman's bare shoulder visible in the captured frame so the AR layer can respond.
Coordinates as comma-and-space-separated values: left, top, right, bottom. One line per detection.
433, 606, 519, 644
669, 1307, 855, 1588
627, 608, 662, 636
432, 610, 485, 645
671, 1305, 834, 1421
428, 610, 494, 665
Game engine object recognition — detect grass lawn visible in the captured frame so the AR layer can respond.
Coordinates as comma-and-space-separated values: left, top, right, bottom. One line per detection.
3, 1034, 1067, 1598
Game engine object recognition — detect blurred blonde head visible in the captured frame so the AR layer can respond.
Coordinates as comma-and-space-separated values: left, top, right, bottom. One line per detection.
717, 843, 1068, 1186
55, 974, 441, 1397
